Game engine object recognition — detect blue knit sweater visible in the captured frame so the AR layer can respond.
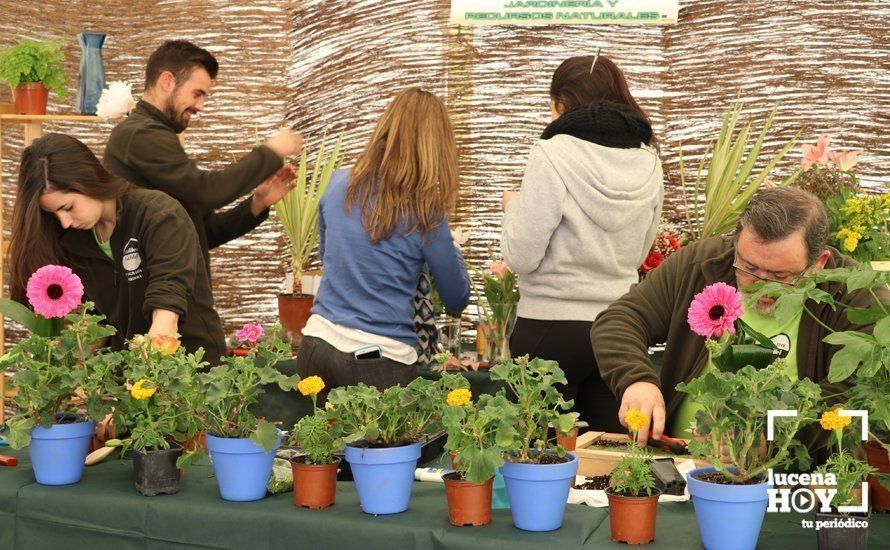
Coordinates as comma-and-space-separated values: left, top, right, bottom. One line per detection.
311, 169, 471, 347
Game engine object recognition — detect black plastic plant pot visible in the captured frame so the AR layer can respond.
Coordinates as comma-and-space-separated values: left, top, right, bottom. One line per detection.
133, 446, 182, 496
814, 510, 869, 550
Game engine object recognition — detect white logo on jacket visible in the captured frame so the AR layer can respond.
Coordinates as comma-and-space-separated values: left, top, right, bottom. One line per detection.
122, 238, 144, 281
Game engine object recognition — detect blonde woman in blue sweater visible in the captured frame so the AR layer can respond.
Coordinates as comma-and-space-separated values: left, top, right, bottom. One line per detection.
502, 55, 664, 432
299, 88, 471, 391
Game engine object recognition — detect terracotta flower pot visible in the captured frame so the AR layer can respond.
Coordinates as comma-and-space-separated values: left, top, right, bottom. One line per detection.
292, 456, 339, 509
443, 472, 493, 526
13, 82, 49, 114
557, 427, 579, 451
865, 439, 889, 512
607, 488, 659, 545
278, 293, 314, 346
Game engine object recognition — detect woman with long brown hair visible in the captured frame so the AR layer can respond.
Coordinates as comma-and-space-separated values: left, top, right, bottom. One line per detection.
9, 133, 226, 361
501, 55, 664, 433
299, 87, 471, 390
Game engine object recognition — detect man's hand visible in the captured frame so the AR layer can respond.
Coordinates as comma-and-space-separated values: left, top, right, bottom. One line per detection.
265, 128, 303, 158
619, 381, 665, 445
251, 165, 298, 215
502, 190, 519, 211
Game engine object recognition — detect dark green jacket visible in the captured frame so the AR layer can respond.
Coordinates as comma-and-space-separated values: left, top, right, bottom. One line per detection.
103, 100, 282, 274
61, 189, 226, 364
590, 236, 875, 452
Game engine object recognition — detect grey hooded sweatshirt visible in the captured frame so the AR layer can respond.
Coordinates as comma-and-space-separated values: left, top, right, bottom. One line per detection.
501, 133, 663, 321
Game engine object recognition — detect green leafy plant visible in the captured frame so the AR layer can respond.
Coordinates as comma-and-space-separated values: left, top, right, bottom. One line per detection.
828, 191, 889, 263
327, 373, 469, 448
751, 266, 889, 447
287, 376, 343, 465
610, 445, 657, 497
488, 355, 581, 463
609, 409, 658, 497
0, 37, 68, 99
2, 303, 119, 449
679, 103, 801, 240
815, 408, 877, 511
275, 133, 344, 293
442, 390, 519, 483
109, 335, 205, 455
676, 360, 822, 482
178, 324, 299, 467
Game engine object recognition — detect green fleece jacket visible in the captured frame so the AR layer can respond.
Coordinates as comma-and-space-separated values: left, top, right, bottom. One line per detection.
61, 189, 226, 364
103, 100, 282, 274
590, 236, 877, 453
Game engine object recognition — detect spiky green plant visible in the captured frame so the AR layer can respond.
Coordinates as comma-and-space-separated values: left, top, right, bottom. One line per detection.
680, 104, 802, 240
274, 133, 344, 292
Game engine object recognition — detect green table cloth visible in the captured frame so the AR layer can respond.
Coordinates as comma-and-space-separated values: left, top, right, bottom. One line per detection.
1, 447, 887, 549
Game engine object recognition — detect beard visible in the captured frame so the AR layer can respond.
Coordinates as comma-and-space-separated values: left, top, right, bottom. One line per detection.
162, 97, 195, 133
738, 276, 777, 317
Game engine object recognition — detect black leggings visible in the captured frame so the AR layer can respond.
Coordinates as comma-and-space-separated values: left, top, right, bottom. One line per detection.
509, 317, 624, 433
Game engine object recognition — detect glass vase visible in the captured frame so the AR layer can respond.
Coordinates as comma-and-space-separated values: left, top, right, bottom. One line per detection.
76, 32, 106, 115
478, 302, 517, 363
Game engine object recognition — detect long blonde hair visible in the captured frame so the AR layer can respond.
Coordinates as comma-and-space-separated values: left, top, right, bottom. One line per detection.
346, 88, 458, 243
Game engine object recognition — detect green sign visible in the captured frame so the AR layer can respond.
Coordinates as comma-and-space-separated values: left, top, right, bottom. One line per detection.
451, 0, 679, 25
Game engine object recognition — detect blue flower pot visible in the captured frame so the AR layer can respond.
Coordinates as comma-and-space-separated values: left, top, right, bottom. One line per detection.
500, 452, 578, 531
686, 467, 771, 550
345, 441, 421, 514
206, 431, 280, 502
29, 421, 95, 485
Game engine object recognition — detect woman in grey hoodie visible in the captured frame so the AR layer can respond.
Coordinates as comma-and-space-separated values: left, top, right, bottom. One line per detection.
501, 55, 663, 433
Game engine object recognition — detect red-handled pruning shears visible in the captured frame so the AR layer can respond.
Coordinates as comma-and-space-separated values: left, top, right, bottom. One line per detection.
0, 454, 18, 467
646, 435, 688, 455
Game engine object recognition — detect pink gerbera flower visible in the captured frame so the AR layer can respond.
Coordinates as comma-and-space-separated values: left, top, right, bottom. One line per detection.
687, 282, 744, 339
236, 323, 265, 345
26, 265, 84, 319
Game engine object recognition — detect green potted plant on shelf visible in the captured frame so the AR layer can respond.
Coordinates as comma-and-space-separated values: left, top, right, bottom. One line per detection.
752, 264, 890, 511
1, 266, 119, 486
286, 375, 344, 509
441, 389, 518, 526
488, 355, 583, 532
178, 323, 300, 502
677, 360, 822, 550
108, 334, 204, 496
606, 409, 660, 545
275, 133, 344, 344
0, 37, 68, 115
813, 408, 875, 550
327, 373, 469, 515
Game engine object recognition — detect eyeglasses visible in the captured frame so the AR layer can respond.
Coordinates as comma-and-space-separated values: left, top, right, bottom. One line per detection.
732, 255, 811, 287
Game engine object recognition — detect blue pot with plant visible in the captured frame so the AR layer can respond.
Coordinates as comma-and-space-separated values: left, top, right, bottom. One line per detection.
676, 361, 822, 550
329, 374, 470, 515
488, 356, 585, 531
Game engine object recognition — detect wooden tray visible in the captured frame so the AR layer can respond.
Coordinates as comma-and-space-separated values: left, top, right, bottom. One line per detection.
572, 431, 710, 477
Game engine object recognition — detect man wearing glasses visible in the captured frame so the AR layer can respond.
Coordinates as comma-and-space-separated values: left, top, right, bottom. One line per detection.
590, 187, 878, 454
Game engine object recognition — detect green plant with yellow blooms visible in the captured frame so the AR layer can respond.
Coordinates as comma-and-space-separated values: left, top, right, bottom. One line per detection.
287, 376, 344, 465
108, 334, 205, 456
442, 390, 519, 483
609, 409, 657, 497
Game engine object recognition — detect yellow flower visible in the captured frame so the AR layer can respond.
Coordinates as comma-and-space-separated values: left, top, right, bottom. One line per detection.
128, 334, 148, 350
297, 375, 325, 396
446, 388, 472, 407
625, 409, 649, 432
835, 228, 860, 252
819, 408, 852, 431
324, 401, 334, 411
131, 379, 157, 400
150, 335, 181, 356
